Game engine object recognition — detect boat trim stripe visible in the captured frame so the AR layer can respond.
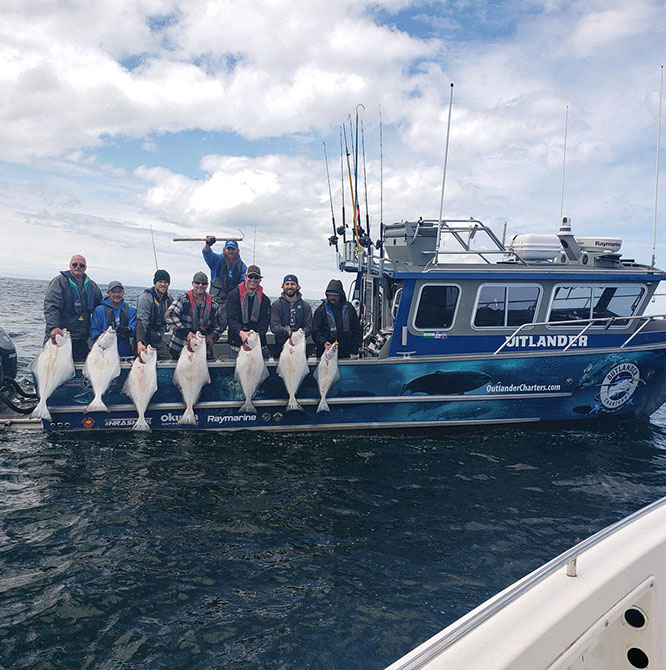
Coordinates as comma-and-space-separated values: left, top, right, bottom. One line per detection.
48, 392, 572, 414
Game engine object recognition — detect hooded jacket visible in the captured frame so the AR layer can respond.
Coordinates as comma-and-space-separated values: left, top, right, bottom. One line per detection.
90, 296, 137, 356
43, 271, 103, 341
270, 290, 313, 350
312, 279, 362, 358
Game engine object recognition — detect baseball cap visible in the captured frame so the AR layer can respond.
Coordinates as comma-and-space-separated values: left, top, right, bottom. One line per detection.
224, 240, 239, 249
107, 280, 124, 291
246, 265, 262, 277
283, 274, 299, 284
192, 271, 209, 283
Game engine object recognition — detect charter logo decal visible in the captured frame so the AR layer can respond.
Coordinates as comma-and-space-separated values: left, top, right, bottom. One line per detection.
82, 417, 95, 428
599, 363, 641, 410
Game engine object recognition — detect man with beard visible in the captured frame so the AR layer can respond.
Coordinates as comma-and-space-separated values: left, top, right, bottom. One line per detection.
312, 279, 362, 359
270, 274, 313, 358
43, 254, 103, 361
90, 281, 137, 357
136, 269, 173, 360
202, 237, 247, 323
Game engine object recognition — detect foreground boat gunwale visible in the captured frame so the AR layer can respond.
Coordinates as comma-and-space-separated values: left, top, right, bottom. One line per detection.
388, 495, 666, 670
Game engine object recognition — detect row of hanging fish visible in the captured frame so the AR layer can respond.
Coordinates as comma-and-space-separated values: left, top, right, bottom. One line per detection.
30, 326, 340, 430
235, 329, 339, 415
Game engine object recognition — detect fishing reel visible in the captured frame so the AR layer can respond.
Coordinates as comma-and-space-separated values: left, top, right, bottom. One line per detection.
359, 233, 373, 248
328, 235, 338, 247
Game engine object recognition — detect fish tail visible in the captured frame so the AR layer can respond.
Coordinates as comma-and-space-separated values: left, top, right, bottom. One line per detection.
86, 397, 108, 412
132, 417, 151, 432
317, 397, 330, 413
239, 399, 256, 414
31, 400, 51, 421
179, 408, 197, 425
286, 396, 303, 412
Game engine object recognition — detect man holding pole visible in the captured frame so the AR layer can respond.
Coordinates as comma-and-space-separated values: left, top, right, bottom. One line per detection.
202, 237, 247, 316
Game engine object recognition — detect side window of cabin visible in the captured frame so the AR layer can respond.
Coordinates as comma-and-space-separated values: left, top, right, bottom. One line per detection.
474, 285, 540, 328
549, 285, 646, 325
414, 285, 459, 329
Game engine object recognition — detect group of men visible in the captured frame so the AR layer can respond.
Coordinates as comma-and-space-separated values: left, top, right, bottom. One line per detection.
43, 238, 362, 363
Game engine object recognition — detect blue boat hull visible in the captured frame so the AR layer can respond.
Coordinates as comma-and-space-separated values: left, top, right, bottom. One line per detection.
40, 345, 666, 432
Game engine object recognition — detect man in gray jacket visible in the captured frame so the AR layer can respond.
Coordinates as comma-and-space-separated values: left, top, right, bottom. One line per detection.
136, 269, 173, 360
44, 254, 103, 361
270, 274, 312, 358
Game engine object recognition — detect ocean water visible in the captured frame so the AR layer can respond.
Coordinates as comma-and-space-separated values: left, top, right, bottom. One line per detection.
2, 276, 666, 669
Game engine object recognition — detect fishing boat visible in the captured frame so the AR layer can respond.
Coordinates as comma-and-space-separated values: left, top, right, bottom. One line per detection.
29, 213, 666, 432
386, 494, 666, 670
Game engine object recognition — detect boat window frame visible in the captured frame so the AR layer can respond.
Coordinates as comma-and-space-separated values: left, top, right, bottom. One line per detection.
410, 281, 462, 333
470, 283, 543, 331
546, 283, 648, 329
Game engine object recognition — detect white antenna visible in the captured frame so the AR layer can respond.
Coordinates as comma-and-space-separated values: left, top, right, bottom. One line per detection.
438, 83, 454, 225
253, 226, 257, 265
150, 224, 158, 270
652, 65, 664, 267
559, 105, 569, 221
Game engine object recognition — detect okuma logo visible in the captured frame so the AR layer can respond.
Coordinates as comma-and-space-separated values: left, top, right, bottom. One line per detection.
160, 412, 197, 424
599, 363, 641, 410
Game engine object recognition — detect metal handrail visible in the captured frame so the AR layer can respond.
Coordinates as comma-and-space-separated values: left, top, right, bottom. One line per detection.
422, 218, 530, 269
391, 494, 666, 670
493, 313, 666, 355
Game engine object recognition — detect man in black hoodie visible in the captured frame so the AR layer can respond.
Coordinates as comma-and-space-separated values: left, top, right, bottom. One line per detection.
312, 279, 362, 359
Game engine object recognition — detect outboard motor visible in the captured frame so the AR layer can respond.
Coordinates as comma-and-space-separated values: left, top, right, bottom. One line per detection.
0, 326, 18, 380
0, 326, 37, 414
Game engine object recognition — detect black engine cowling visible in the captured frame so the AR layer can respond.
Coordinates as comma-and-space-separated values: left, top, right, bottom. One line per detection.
0, 326, 18, 380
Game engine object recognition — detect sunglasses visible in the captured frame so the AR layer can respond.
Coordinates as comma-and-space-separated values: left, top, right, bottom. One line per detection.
193, 281, 208, 286
247, 274, 261, 280
71, 262, 86, 268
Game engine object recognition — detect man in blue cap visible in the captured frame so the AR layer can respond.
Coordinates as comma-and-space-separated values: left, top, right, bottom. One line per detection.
202, 236, 247, 320
269, 274, 313, 357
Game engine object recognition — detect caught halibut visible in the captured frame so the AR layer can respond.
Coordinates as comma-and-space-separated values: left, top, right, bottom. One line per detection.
314, 341, 339, 413
277, 329, 309, 412
234, 330, 268, 414
30, 330, 76, 421
83, 326, 121, 412
173, 333, 210, 425
122, 345, 158, 431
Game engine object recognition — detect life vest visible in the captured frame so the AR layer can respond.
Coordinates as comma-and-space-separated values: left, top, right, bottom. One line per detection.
324, 302, 350, 339
103, 302, 129, 331
60, 271, 94, 315
280, 295, 305, 330
211, 258, 244, 301
239, 283, 263, 326
186, 290, 213, 334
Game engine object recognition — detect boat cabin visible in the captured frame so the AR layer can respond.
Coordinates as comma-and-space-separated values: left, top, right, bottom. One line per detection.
342, 217, 666, 359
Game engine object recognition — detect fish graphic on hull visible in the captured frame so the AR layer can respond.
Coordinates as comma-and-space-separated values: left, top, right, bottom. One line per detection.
402, 371, 491, 395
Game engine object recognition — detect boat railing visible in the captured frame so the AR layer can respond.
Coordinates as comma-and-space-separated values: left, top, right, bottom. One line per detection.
391, 494, 666, 670
493, 313, 666, 355
423, 218, 529, 268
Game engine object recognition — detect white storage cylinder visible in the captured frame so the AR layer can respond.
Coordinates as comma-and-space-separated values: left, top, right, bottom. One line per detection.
505, 233, 562, 261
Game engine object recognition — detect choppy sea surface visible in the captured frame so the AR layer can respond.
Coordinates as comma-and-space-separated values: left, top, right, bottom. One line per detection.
2, 275, 666, 669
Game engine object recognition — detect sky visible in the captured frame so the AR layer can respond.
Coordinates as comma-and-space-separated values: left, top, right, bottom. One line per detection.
0, 0, 665, 298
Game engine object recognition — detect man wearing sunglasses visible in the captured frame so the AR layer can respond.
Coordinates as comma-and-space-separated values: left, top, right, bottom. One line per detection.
44, 254, 103, 361
226, 265, 271, 360
165, 272, 225, 359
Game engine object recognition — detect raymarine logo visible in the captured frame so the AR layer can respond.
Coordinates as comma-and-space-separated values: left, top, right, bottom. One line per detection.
207, 414, 257, 423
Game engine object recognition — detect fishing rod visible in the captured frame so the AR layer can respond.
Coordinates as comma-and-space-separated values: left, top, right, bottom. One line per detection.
339, 127, 347, 245
379, 104, 385, 266
355, 105, 365, 235
343, 124, 360, 255
653, 65, 664, 268
361, 118, 370, 239
323, 141, 339, 252
150, 224, 159, 271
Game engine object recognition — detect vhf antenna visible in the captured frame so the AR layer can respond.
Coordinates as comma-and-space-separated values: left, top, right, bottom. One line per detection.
560, 105, 569, 222
652, 65, 664, 268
